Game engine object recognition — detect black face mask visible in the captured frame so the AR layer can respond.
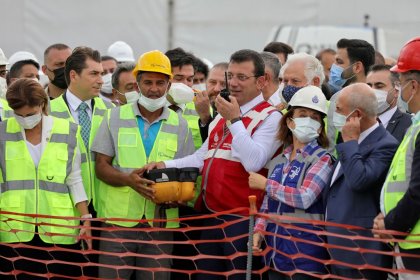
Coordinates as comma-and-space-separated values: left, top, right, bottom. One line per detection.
50, 67, 67, 89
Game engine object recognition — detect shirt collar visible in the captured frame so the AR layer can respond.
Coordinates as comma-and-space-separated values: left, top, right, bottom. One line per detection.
268, 87, 282, 106
378, 106, 397, 128
412, 111, 420, 124
359, 121, 379, 144
132, 103, 170, 123
66, 89, 92, 112
240, 93, 265, 116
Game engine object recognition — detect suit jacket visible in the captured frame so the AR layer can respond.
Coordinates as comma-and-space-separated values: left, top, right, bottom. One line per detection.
324, 124, 399, 269
386, 108, 412, 143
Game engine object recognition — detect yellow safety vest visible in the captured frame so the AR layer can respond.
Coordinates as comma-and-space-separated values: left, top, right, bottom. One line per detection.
49, 95, 114, 204
383, 121, 420, 249
96, 104, 186, 228
182, 101, 202, 150
0, 117, 82, 244
0, 98, 14, 120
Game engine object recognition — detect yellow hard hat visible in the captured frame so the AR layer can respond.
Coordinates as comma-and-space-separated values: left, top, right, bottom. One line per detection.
132, 50, 172, 79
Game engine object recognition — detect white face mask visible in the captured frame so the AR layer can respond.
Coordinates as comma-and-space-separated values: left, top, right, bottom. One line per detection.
373, 89, 392, 115
124, 91, 140, 103
0, 76, 7, 99
333, 109, 355, 132
101, 73, 113, 95
138, 91, 168, 112
289, 117, 321, 144
15, 112, 42, 129
192, 83, 206, 92
167, 83, 195, 105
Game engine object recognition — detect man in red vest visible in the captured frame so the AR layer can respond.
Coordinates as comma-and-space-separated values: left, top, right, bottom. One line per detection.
148, 49, 282, 280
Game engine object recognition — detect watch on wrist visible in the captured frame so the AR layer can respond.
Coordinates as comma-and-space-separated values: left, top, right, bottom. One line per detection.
227, 117, 242, 127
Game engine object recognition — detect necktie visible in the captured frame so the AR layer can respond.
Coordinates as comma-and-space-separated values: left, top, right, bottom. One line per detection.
78, 102, 91, 148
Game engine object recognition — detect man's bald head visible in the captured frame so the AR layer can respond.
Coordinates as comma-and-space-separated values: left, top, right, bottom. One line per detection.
339, 83, 378, 118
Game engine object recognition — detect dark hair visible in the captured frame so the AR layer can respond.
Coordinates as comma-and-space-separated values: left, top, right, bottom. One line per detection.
165, 47, 196, 70
368, 64, 399, 86
278, 107, 329, 148
337, 39, 375, 75
65, 46, 101, 85
9, 59, 40, 79
194, 57, 209, 78
43, 43, 71, 63
230, 49, 265, 77
6, 78, 48, 113
316, 48, 336, 60
401, 70, 420, 83
263, 42, 294, 60
101, 55, 117, 63
111, 62, 135, 90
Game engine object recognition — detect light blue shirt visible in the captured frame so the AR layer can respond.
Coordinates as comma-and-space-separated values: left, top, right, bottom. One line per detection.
136, 116, 162, 158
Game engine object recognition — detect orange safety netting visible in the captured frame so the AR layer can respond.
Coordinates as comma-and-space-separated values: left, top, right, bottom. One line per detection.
0, 208, 420, 280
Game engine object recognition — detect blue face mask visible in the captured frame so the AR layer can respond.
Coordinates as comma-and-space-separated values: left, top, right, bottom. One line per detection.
397, 82, 414, 114
282, 85, 303, 103
328, 63, 356, 94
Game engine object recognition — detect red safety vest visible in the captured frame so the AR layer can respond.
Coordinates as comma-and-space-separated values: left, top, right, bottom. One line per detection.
198, 101, 276, 213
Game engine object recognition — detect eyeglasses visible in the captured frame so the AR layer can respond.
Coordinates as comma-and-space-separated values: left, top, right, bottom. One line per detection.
226, 73, 257, 81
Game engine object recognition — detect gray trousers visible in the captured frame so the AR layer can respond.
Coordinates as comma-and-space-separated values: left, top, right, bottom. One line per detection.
98, 222, 173, 280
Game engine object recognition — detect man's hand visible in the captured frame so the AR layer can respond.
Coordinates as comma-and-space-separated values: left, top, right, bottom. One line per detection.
372, 212, 393, 239
248, 172, 267, 191
215, 95, 240, 121
275, 102, 287, 111
144, 161, 166, 171
194, 90, 212, 125
79, 221, 92, 250
126, 168, 156, 200
341, 116, 361, 142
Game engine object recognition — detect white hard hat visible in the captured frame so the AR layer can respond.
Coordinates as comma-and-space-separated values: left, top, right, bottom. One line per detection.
7, 51, 39, 70
107, 41, 135, 62
288, 86, 327, 115
0, 48, 8, 66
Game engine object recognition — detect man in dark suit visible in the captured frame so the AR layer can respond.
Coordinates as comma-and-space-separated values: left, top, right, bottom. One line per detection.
367, 64, 412, 142
324, 83, 399, 279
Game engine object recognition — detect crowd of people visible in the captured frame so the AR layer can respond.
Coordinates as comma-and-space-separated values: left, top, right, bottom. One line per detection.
0, 36, 419, 280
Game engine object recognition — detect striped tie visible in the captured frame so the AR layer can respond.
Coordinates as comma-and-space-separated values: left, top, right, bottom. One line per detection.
78, 102, 91, 148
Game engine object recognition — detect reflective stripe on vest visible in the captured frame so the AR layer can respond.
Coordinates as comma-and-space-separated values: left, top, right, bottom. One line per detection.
49, 95, 114, 203
0, 117, 81, 244
0, 98, 14, 120
383, 123, 420, 249
96, 103, 184, 228
182, 101, 202, 150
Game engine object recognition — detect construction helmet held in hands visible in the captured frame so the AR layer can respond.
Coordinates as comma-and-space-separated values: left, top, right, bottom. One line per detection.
132, 50, 172, 79
391, 37, 420, 73
288, 85, 327, 115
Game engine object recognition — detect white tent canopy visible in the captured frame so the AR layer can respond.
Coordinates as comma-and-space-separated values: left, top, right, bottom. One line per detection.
2, 0, 418, 64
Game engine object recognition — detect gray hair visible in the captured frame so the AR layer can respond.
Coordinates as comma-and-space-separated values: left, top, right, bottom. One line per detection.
280, 52, 325, 86
260, 51, 281, 81
345, 83, 378, 118
111, 62, 135, 90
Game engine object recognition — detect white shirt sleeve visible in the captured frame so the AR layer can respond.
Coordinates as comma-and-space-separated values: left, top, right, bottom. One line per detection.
229, 111, 282, 172
65, 143, 88, 205
165, 138, 208, 170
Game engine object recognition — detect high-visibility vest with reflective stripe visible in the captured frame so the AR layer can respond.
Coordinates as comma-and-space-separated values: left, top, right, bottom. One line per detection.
182, 101, 202, 150
383, 122, 420, 249
201, 101, 276, 212
0, 98, 14, 120
96, 104, 183, 228
49, 95, 114, 203
0, 117, 81, 244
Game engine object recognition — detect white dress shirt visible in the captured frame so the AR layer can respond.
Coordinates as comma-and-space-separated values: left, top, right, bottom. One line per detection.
268, 86, 282, 107
17, 115, 88, 204
330, 122, 380, 185
165, 93, 282, 172
66, 90, 93, 123
378, 106, 397, 128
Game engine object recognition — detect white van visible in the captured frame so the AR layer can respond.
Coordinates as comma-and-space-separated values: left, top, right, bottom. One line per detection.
267, 25, 387, 56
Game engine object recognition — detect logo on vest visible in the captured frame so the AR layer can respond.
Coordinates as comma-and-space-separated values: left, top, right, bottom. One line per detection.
214, 132, 219, 143
289, 166, 301, 179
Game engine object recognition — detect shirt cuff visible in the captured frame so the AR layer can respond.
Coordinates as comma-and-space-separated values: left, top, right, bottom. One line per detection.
228, 121, 246, 137
164, 160, 176, 168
